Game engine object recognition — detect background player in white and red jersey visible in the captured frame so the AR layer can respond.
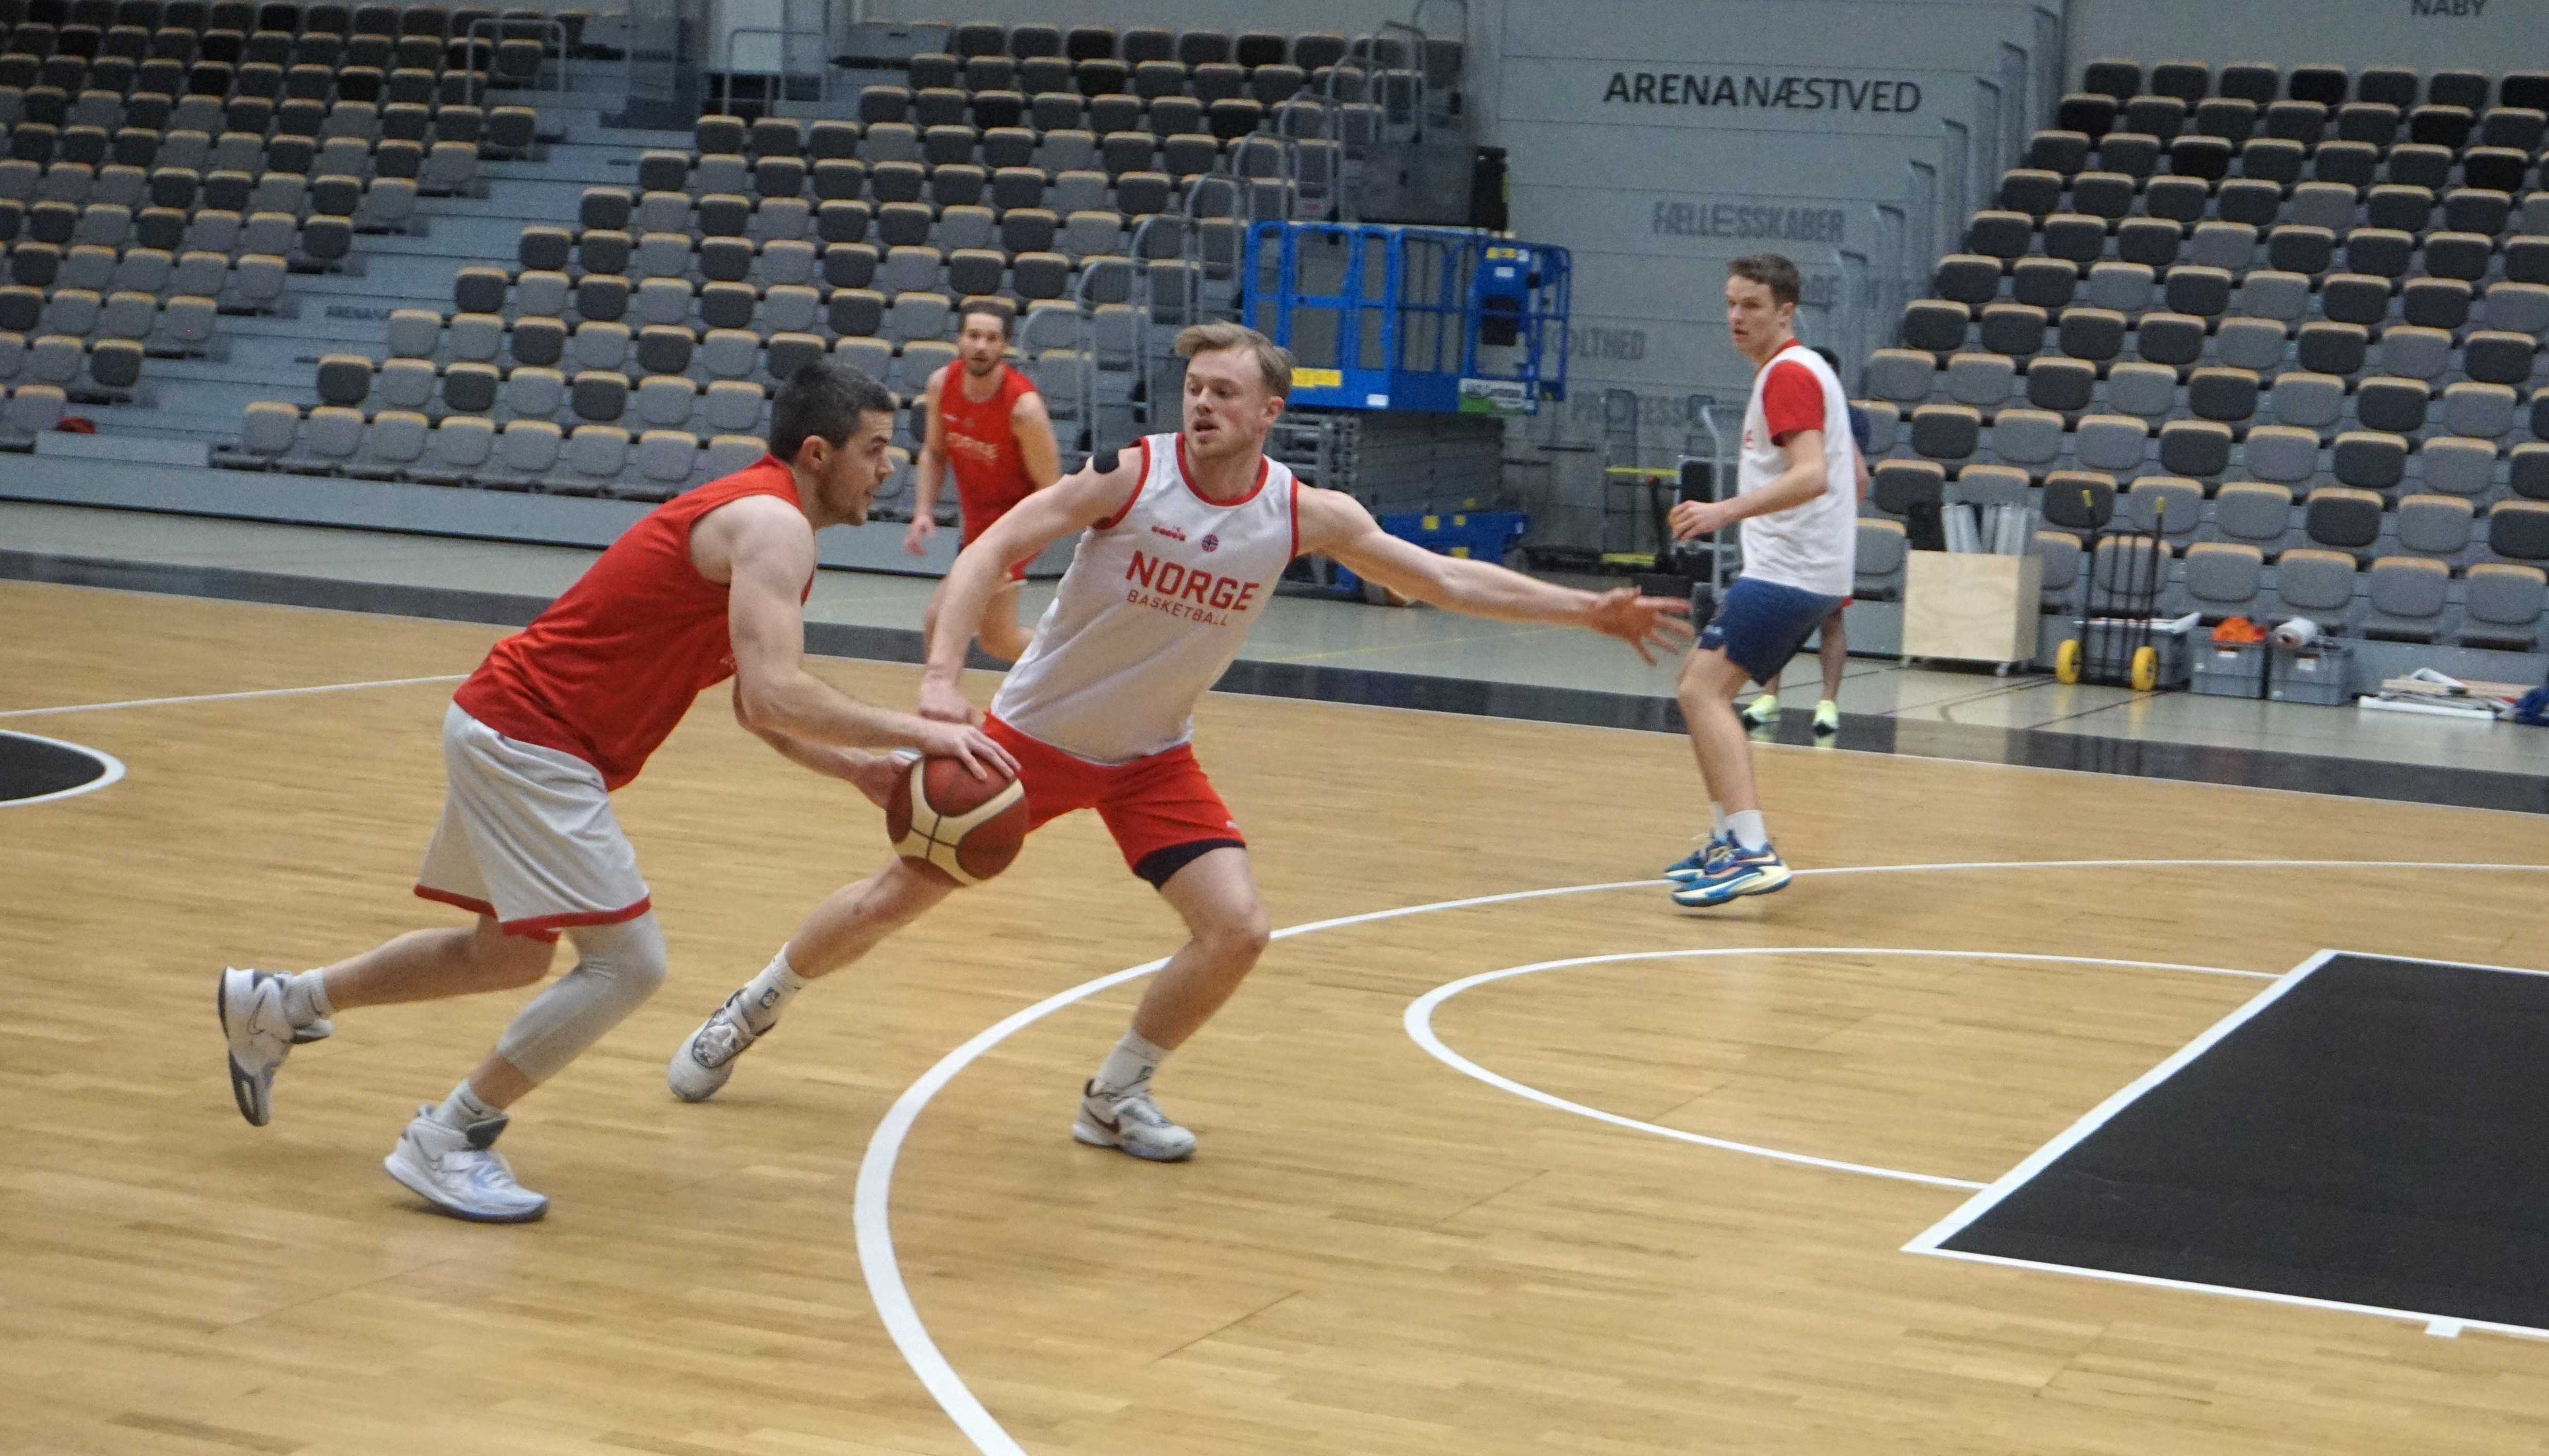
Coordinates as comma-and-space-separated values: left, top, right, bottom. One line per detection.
215, 362, 1015, 1223
904, 299, 1062, 662
668, 323, 1689, 1161
1662, 255, 1860, 910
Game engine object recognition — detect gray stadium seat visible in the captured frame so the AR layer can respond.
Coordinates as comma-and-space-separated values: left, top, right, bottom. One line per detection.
2395, 494, 2477, 557
634, 372, 695, 428
2363, 555, 2451, 641
2273, 547, 2358, 630
1989, 407, 2062, 467
504, 364, 563, 419
2184, 541, 2265, 616
1854, 518, 1907, 601
2074, 413, 2149, 472
2419, 437, 2498, 500
2105, 362, 2177, 422
2462, 563, 2547, 646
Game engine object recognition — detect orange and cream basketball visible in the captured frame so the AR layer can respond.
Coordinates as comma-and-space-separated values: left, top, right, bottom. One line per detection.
886, 754, 1029, 886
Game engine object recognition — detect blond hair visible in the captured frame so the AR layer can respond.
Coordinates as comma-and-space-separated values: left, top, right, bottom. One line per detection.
1174, 322, 1293, 398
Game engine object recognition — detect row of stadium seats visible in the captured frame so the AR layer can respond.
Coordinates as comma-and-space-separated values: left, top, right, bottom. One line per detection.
1893, 302, 2545, 374
298, 348, 1095, 439
1963, 212, 2549, 284
0, 327, 151, 384
2072, 59, 2548, 111
648, 120, 1325, 190
4, 92, 530, 149
2040, 532, 2547, 646
2021, 128, 2524, 187
892, 59, 1324, 111
1994, 173, 2548, 238
0, 0, 592, 45
0, 42, 499, 91
919, 21, 1380, 73
2054, 93, 2547, 153
1927, 266, 2543, 337
1877, 450, 2549, 548
226, 409, 787, 497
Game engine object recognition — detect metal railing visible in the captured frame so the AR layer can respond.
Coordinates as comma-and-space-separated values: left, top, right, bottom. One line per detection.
462, 15, 571, 108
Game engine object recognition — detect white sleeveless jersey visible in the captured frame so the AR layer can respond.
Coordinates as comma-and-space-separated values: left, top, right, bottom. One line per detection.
1736, 342, 1859, 598
990, 434, 1298, 764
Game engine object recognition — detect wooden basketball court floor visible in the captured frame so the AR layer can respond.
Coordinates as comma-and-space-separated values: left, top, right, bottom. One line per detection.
6, 576, 2548, 1455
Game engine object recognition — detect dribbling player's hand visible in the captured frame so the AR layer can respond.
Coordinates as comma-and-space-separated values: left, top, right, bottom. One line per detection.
1585, 588, 1694, 665
842, 750, 903, 810
921, 721, 1020, 781
917, 676, 977, 726
902, 517, 937, 556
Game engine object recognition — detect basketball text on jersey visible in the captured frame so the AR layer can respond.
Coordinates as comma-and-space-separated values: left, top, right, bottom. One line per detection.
1124, 549, 1263, 626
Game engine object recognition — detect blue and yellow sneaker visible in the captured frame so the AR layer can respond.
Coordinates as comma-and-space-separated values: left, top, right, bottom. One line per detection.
1663, 836, 1736, 884
1669, 842, 1793, 907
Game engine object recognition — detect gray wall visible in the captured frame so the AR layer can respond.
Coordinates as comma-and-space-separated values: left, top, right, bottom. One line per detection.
2068, 0, 2528, 80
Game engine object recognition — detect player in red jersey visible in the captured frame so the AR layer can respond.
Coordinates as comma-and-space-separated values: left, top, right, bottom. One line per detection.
215, 362, 1016, 1223
904, 299, 1062, 662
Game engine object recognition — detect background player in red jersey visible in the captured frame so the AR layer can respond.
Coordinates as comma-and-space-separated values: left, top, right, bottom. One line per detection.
667, 324, 1689, 1162
904, 299, 1063, 662
215, 362, 1015, 1224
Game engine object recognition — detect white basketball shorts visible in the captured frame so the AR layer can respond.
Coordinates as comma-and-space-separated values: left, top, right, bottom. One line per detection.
414, 705, 652, 942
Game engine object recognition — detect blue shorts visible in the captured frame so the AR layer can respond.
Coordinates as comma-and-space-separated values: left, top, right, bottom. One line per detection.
1697, 577, 1848, 685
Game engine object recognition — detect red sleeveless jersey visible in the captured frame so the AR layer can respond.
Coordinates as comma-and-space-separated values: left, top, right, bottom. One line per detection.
452, 455, 809, 790
937, 362, 1039, 543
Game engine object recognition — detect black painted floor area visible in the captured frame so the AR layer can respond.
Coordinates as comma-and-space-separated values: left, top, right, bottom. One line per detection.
0, 730, 110, 802
1940, 952, 2549, 1330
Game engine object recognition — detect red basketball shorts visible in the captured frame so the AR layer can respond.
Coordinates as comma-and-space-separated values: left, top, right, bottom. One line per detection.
982, 714, 1245, 888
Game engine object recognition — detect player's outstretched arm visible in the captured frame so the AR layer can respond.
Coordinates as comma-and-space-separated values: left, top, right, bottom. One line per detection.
917, 443, 1142, 719
706, 495, 1019, 778
1671, 429, 1828, 541
1297, 487, 1693, 664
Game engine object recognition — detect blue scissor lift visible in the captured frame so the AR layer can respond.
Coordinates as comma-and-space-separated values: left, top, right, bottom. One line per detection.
1242, 222, 1572, 597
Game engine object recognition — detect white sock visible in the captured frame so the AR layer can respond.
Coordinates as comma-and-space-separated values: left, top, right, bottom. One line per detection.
1727, 810, 1770, 852
1708, 802, 1729, 840
283, 969, 334, 1026
432, 1080, 501, 1130
1092, 1029, 1171, 1098
739, 949, 806, 1032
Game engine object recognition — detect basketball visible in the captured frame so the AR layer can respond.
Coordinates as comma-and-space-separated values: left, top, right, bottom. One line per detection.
885, 754, 1029, 886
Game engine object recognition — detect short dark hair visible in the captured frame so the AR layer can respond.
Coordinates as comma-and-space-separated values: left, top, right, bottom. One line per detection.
957, 297, 1013, 339
1727, 254, 1802, 309
769, 359, 895, 462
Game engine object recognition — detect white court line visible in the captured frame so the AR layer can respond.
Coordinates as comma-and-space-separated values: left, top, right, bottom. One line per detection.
852, 857, 2549, 1456
1904, 947, 2549, 1344
0, 730, 126, 808
0, 674, 466, 719
1405, 947, 2279, 1193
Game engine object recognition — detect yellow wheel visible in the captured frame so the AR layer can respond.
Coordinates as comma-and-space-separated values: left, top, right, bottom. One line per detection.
2055, 638, 2082, 684
2129, 644, 2159, 691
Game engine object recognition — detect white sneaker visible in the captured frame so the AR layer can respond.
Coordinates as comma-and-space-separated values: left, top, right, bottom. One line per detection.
382, 1106, 548, 1223
1073, 1080, 1196, 1162
216, 967, 331, 1127
667, 991, 764, 1103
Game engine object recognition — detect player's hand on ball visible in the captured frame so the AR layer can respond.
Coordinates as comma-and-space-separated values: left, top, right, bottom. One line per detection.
1669, 499, 1733, 541
902, 517, 935, 556
920, 720, 1019, 781
1587, 588, 1694, 665
841, 750, 904, 810
915, 676, 977, 726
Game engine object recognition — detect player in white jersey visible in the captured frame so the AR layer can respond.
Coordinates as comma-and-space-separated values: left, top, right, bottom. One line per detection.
664, 322, 1689, 1160
1661, 254, 1860, 909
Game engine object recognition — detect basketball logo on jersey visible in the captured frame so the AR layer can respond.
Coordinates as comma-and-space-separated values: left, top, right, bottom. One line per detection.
1200, 534, 1220, 553
948, 431, 1003, 466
